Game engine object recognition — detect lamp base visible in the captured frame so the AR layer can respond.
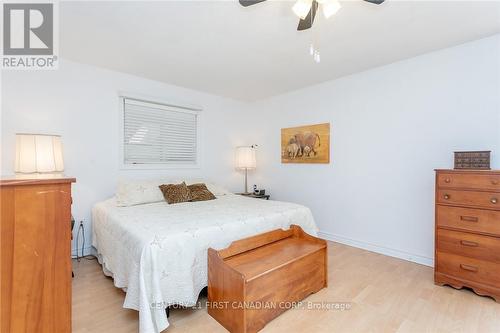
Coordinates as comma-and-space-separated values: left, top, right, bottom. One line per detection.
243, 167, 253, 194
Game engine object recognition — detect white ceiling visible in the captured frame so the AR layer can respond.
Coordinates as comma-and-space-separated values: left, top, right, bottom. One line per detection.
60, 1, 500, 101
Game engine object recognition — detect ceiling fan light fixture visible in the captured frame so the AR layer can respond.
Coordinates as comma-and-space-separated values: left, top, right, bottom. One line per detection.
292, 0, 313, 20
322, 0, 341, 19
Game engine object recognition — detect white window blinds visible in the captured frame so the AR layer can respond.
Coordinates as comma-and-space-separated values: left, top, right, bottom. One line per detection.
123, 98, 198, 165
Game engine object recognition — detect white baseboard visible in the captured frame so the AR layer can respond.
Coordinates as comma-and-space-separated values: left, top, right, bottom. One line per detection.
72, 235, 433, 267
318, 230, 434, 267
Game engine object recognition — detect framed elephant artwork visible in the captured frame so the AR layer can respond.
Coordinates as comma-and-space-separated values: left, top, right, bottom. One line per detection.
281, 123, 330, 164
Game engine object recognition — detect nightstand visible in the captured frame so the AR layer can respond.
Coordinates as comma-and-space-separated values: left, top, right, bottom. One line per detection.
237, 193, 270, 200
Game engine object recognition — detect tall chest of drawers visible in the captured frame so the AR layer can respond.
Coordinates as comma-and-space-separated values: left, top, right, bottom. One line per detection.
1, 177, 75, 333
435, 170, 500, 302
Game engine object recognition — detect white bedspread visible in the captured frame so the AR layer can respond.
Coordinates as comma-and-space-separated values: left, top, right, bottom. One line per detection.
92, 194, 318, 333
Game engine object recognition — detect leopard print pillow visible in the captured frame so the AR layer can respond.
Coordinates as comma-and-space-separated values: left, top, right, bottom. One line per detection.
159, 182, 192, 204
187, 183, 216, 202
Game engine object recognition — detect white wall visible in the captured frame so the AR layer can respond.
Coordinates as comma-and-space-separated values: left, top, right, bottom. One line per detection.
2, 35, 499, 265
1, 59, 253, 255
248, 35, 500, 266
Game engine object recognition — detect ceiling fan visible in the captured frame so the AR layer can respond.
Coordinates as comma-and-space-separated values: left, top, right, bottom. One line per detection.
239, 0, 385, 31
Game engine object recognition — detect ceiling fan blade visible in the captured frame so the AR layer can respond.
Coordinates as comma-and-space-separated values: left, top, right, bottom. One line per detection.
297, 0, 319, 31
239, 0, 267, 7
363, 0, 385, 4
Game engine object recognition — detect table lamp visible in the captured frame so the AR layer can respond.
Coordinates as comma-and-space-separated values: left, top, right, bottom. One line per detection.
235, 146, 256, 194
15, 133, 64, 177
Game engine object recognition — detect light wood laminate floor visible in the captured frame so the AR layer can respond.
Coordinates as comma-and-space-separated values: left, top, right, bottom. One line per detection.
72, 242, 500, 333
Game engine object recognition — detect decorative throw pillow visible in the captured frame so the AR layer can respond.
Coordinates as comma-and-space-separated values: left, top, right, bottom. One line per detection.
159, 182, 192, 204
187, 183, 216, 202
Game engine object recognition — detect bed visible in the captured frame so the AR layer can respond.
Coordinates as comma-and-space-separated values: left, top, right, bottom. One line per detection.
92, 181, 318, 333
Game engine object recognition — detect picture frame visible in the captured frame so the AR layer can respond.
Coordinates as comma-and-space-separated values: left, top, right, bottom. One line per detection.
281, 123, 330, 164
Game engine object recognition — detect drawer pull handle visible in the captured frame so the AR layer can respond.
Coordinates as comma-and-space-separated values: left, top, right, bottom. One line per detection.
460, 240, 478, 247
491, 198, 498, 204
460, 264, 478, 273
444, 194, 450, 200
492, 179, 499, 185
460, 216, 478, 222
444, 178, 451, 183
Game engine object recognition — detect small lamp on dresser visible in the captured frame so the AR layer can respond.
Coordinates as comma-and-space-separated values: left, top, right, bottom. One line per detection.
235, 145, 257, 195
15, 133, 65, 177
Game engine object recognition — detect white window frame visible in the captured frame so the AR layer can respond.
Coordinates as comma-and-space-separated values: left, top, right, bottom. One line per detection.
118, 93, 202, 170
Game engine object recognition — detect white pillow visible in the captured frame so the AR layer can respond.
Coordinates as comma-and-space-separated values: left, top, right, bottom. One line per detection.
115, 180, 166, 207
205, 182, 232, 196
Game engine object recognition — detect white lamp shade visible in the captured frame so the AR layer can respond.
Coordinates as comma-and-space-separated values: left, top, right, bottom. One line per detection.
235, 146, 256, 170
15, 134, 64, 173
292, 0, 313, 20
322, 0, 341, 18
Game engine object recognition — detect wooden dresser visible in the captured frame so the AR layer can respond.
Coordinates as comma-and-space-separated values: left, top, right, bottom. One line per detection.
1, 177, 75, 333
435, 170, 500, 301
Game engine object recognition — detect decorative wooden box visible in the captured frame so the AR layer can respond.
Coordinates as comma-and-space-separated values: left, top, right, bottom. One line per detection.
454, 151, 490, 170
207, 225, 327, 333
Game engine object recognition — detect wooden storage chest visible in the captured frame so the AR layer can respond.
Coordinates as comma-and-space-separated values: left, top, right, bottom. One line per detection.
207, 225, 327, 333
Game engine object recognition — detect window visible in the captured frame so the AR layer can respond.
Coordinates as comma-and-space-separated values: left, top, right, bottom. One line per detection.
121, 97, 200, 167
